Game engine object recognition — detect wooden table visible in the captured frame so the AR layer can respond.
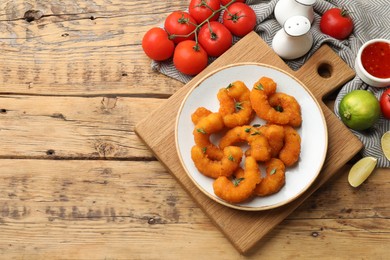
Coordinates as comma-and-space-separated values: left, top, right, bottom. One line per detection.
0, 1, 388, 258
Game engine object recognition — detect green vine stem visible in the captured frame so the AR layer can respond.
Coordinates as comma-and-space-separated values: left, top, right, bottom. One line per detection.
168, 0, 239, 51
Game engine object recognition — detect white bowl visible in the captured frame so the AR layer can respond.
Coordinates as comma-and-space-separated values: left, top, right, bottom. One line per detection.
355, 38, 390, 88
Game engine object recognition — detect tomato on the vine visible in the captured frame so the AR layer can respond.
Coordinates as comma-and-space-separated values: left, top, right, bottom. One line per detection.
222, 2, 256, 37
189, 0, 221, 24
164, 11, 197, 44
220, 0, 245, 6
320, 8, 354, 40
380, 88, 390, 119
198, 21, 232, 57
173, 40, 208, 75
142, 27, 175, 61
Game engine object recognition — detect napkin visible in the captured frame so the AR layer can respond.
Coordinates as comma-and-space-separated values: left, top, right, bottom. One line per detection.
150, 0, 390, 168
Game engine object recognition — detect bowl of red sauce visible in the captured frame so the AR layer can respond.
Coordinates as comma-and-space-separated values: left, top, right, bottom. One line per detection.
355, 38, 390, 88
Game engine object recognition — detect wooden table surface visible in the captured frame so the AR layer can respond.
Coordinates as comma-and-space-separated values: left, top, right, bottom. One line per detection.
0, 0, 388, 259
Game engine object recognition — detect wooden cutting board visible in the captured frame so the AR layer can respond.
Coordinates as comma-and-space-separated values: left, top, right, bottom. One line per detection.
135, 32, 363, 254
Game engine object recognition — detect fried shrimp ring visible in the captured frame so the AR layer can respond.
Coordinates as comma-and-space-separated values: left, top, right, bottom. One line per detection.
218, 81, 254, 128
279, 126, 301, 167
191, 107, 212, 125
193, 112, 224, 160
250, 77, 291, 125
268, 93, 302, 127
254, 158, 286, 197
213, 156, 261, 203
258, 124, 285, 158
191, 145, 243, 179
219, 125, 272, 162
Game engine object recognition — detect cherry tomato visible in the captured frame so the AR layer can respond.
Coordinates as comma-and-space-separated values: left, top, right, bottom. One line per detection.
142, 27, 175, 61
320, 8, 354, 40
380, 88, 390, 119
173, 40, 208, 75
198, 21, 232, 57
189, 0, 221, 24
222, 2, 256, 37
220, 0, 245, 6
164, 11, 197, 44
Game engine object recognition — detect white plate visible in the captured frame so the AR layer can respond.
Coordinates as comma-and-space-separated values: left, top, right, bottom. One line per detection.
175, 63, 328, 211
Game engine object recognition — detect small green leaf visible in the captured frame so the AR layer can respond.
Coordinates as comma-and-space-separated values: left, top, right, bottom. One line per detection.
245, 127, 251, 133
228, 155, 234, 161
254, 83, 264, 90
274, 105, 283, 112
197, 128, 207, 134
251, 131, 260, 136
235, 102, 242, 110
270, 168, 277, 175
201, 147, 207, 153
226, 83, 233, 89
233, 177, 244, 186
252, 124, 261, 128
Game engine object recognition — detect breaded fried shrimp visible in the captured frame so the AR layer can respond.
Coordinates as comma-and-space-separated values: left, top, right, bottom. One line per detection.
268, 92, 302, 127
246, 133, 272, 162
193, 112, 224, 160
191, 145, 243, 179
213, 156, 261, 203
191, 107, 212, 125
219, 125, 251, 148
279, 126, 301, 167
254, 158, 286, 196
219, 125, 272, 162
258, 124, 285, 157
218, 81, 254, 128
217, 88, 236, 116
250, 77, 290, 125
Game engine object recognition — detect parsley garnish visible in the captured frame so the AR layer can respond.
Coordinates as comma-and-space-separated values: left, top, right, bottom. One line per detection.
197, 128, 207, 134
235, 102, 242, 110
274, 105, 283, 112
233, 177, 244, 186
254, 83, 264, 90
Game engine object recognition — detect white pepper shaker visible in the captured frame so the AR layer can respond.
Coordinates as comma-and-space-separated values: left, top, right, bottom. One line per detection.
274, 0, 316, 26
272, 15, 313, 60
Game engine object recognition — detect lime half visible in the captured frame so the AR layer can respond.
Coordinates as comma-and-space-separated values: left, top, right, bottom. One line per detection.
381, 131, 390, 161
348, 157, 377, 187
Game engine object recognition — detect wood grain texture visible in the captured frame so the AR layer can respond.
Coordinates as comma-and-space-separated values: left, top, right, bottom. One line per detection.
0, 160, 388, 259
0, 95, 161, 159
0, 0, 184, 96
135, 32, 365, 253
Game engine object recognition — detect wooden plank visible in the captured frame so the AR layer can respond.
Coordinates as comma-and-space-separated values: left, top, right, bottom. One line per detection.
135, 32, 363, 253
0, 159, 388, 259
0, 0, 186, 96
0, 95, 164, 159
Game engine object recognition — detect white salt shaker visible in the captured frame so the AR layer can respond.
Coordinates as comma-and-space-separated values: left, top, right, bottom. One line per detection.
274, 0, 316, 26
272, 16, 313, 60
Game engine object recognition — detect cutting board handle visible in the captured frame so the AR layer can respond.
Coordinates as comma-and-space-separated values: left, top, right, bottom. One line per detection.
293, 44, 355, 100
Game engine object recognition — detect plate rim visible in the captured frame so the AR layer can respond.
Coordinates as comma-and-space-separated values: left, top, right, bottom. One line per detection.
175, 62, 328, 211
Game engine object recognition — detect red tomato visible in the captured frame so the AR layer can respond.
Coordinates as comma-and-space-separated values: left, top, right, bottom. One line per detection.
173, 40, 208, 75
189, 0, 221, 24
320, 8, 354, 40
220, 0, 245, 6
380, 88, 390, 119
198, 21, 232, 57
164, 11, 197, 44
142, 27, 175, 61
222, 2, 256, 37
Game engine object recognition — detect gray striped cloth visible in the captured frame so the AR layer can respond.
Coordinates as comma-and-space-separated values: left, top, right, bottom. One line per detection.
151, 0, 390, 167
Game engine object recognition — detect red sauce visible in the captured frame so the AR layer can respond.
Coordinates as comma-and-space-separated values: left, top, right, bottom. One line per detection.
361, 41, 390, 79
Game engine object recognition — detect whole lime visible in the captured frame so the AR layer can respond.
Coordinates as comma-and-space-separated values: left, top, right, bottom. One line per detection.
339, 90, 380, 131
